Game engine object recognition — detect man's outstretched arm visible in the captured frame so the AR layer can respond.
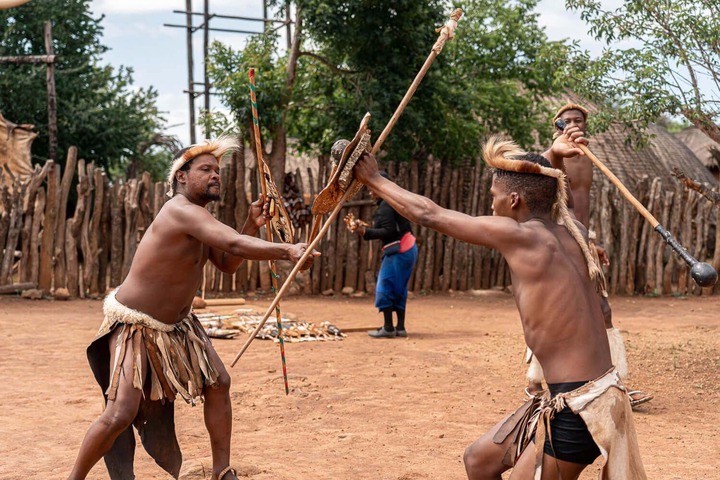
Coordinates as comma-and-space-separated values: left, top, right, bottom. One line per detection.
353, 152, 520, 251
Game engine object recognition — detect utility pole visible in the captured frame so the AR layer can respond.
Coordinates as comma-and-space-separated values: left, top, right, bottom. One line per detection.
164, 1, 294, 144
203, 0, 211, 124
184, 0, 196, 144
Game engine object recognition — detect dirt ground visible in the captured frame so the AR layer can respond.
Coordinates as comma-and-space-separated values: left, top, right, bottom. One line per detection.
1, 291, 719, 479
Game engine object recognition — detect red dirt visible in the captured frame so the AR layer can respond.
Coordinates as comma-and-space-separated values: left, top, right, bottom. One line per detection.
1, 291, 718, 479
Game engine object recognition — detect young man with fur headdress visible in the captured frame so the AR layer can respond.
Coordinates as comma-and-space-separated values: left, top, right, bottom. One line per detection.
68, 136, 318, 480
523, 103, 653, 409
353, 128, 646, 479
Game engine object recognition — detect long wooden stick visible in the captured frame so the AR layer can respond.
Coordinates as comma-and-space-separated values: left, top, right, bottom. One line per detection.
231, 9, 464, 364
576, 144, 660, 227
576, 143, 716, 286
248, 68, 289, 394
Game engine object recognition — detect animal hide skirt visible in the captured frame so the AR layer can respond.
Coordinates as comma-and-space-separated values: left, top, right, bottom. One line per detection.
85, 290, 221, 479
495, 368, 647, 479
88, 289, 219, 405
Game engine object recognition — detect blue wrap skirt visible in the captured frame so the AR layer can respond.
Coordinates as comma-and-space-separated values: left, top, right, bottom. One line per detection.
375, 244, 418, 311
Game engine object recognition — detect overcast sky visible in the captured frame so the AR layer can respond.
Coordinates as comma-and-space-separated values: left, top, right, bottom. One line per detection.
90, 0, 621, 145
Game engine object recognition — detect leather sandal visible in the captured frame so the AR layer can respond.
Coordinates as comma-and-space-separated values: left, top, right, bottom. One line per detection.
217, 466, 236, 479
628, 390, 653, 408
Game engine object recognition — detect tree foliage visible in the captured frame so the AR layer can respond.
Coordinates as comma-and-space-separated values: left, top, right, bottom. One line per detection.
209, 0, 567, 172
562, 0, 720, 145
0, 0, 170, 177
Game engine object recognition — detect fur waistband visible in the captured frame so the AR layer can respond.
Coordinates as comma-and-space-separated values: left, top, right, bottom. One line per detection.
103, 289, 178, 333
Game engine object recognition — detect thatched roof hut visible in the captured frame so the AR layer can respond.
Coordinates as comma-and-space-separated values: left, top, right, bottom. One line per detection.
548, 92, 716, 188
590, 124, 717, 188
675, 126, 720, 179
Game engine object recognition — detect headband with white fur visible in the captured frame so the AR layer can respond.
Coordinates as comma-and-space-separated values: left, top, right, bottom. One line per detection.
166, 135, 238, 197
483, 136, 605, 294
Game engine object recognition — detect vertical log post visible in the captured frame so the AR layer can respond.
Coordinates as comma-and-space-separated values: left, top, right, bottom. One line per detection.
38, 162, 58, 293
65, 159, 88, 297
109, 182, 125, 288
88, 167, 105, 296
79, 162, 95, 298
53, 147, 77, 290
29, 188, 46, 286
44, 22, 58, 161
0, 182, 25, 284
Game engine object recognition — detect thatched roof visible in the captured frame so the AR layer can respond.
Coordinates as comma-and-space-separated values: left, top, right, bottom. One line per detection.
675, 126, 720, 172
590, 124, 718, 188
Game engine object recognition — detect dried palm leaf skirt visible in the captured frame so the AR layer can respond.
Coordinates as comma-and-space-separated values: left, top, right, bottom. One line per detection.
88, 289, 219, 405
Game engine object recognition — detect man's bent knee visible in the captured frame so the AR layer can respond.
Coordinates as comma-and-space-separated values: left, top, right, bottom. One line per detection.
98, 405, 137, 435
214, 371, 231, 392
464, 440, 505, 480
464, 442, 488, 477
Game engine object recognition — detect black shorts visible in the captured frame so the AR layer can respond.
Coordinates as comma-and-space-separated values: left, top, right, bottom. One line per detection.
542, 381, 601, 465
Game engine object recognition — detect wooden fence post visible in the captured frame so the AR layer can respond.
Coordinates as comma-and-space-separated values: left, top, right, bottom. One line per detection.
38, 162, 58, 293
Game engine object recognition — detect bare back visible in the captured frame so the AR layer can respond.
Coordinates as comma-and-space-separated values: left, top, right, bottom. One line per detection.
115, 196, 211, 324
502, 220, 610, 383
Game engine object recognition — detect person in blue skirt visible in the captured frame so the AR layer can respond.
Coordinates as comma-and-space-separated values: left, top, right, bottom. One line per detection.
346, 171, 418, 338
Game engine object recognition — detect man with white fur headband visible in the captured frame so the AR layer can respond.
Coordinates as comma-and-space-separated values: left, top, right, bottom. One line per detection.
69, 136, 319, 480
524, 102, 653, 410
353, 127, 646, 479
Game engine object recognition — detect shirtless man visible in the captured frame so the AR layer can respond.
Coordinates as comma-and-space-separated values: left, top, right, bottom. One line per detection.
354, 128, 645, 479
69, 137, 318, 480
524, 104, 653, 409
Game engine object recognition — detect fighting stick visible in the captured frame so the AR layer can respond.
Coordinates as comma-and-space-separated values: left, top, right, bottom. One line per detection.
231, 9, 464, 364
555, 118, 717, 287
247, 68, 290, 393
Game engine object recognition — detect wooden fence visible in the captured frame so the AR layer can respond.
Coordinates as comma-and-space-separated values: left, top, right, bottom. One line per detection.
0, 146, 717, 298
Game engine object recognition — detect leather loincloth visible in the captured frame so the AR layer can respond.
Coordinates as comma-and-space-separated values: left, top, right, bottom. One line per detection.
494, 367, 647, 479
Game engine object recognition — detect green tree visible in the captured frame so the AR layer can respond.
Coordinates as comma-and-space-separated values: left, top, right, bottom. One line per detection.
209, 0, 567, 176
562, 0, 720, 144
0, 0, 170, 177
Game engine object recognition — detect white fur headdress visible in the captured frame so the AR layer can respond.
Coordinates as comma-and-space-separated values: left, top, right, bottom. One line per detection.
482, 136, 605, 293
166, 135, 238, 197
